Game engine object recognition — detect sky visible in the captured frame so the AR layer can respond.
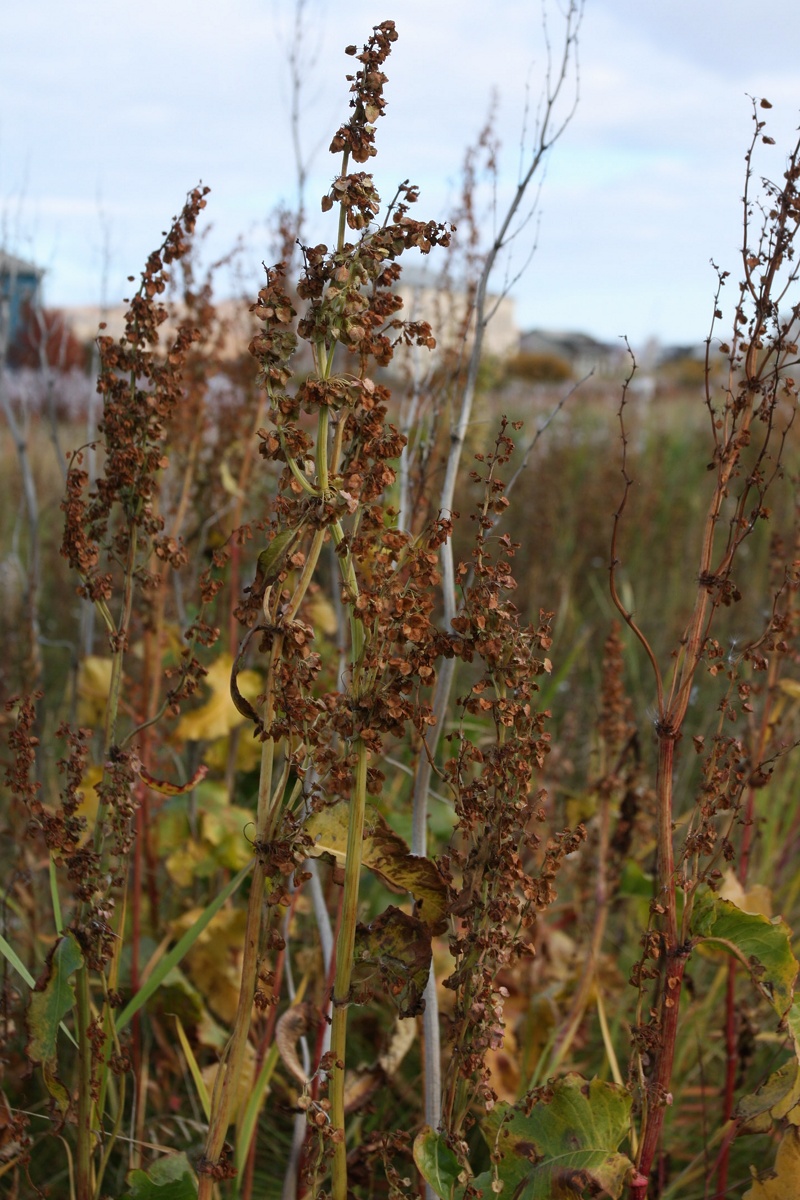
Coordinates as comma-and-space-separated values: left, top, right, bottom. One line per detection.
2, 0, 799, 348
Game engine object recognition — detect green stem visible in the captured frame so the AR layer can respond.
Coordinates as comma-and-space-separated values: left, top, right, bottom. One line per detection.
331, 520, 363, 668
75, 962, 95, 1200
201, 629, 285, 1189
329, 737, 368, 1200
278, 428, 318, 497
317, 407, 330, 493
94, 1072, 125, 1198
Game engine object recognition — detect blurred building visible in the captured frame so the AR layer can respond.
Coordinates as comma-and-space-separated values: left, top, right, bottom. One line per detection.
63, 271, 521, 368
396, 266, 520, 362
0, 251, 44, 354
518, 329, 624, 378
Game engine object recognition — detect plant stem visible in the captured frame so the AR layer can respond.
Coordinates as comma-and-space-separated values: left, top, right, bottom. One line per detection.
329, 737, 368, 1200
75, 963, 95, 1200
73, 527, 138, 1199
201, 529, 328, 1192
634, 734, 687, 1185
200, 646, 279, 1193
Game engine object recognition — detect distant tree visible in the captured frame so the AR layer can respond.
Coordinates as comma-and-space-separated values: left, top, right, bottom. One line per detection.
507, 349, 573, 383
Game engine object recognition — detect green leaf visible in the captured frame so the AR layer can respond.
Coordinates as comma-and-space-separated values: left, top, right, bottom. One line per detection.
304, 802, 448, 932
253, 529, 299, 590
477, 1075, 634, 1199
42, 1060, 71, 1115
119, 1152, 197, 1199
691, 887, 799, 1017
413, 1126, 466, 1199
26, 932, 84, 1114
0, 931, 78, 1050
617, 862, 655, 899
27, 933, 83, 1063
146, 966, 226, 1050
786, 1000, 800, 1061
618, 862, 684, 924
352, 906, 432, 1016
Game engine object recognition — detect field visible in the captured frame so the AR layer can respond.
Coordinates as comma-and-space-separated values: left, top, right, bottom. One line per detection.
3, 14, 800, 1200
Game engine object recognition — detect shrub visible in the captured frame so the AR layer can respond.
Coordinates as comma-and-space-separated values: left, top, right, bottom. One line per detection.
507, 349, 573, 383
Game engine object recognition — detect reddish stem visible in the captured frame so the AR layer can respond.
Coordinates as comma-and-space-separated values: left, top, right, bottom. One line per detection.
635, 734, 687, 1187
716, 771, 759, 1193
628, 1172, 649, 1200
130, 788, 144, 1086
708, 1121, 740, 1196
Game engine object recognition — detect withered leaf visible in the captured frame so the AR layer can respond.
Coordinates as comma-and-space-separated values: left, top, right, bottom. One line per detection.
303, 801, 448, 933
352, 906, 432, 1017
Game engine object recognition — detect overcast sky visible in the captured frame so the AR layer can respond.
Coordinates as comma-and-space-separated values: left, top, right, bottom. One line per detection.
2, 0, 799, 347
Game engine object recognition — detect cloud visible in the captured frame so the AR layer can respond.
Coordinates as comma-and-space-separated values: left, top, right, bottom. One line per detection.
1, 0, 799, 343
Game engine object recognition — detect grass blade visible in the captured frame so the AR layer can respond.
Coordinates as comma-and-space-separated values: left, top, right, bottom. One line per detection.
115, 859, 253, 1034
234, 1043, 281, 1187
0, 930, 35, 988
174, 1014, 211, 1120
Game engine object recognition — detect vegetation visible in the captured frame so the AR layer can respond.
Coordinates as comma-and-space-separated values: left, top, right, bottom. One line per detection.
506, 351, 573, 384
3, 12, 800, 1200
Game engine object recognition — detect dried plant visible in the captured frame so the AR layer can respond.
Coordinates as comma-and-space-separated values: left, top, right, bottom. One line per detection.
3, 15, 800, 1200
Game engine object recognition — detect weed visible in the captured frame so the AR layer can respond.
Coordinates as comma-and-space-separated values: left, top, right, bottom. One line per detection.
2, 18, 800, 1200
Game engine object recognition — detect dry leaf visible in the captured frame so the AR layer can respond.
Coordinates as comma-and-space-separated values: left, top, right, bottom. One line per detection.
744, 1127, 800, 1198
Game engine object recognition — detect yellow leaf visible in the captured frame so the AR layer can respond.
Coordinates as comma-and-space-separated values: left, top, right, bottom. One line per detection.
203, 731, 262, 774
76, 656, 113, 726
719, 868, 773, 917
565, 792, 597, 828
202, 1041, 257, 1124
199, 807, 254, 870
744, 1127, 800, 1198
76, 765, 102, 836
220, 458, 245, 499
486, 1024, 521, 1103
175, 654, 261, 743
307, 592, 338, 636
165, 840, 211, 889
163, 782, 253, 885
738, 1062, 800, 1133
172, 906, 249, 1025
778, 678, 800, 700
304, 802, 448, 932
